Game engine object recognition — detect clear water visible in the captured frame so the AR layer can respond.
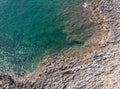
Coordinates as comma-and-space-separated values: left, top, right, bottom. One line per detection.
0, 0, 95, 76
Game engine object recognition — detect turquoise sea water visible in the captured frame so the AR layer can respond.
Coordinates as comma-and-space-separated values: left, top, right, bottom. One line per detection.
0, 0, 95, 76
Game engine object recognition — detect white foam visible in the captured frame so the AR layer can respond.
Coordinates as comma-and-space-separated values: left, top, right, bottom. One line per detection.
83, 2, 88, 8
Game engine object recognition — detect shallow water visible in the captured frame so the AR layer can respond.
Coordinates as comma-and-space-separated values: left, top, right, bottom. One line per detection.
0, 0, 95, 76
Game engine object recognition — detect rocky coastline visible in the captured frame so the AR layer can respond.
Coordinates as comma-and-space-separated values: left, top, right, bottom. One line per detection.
0, 0, 120, 89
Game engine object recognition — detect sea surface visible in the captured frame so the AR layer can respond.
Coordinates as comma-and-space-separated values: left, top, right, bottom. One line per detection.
0, 0, 95, 76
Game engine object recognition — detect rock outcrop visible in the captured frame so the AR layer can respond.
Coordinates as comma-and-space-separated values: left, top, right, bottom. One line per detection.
0, 0, 120, 89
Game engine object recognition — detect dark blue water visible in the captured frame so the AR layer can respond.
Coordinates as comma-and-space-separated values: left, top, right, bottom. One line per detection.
0, 0, 95, 76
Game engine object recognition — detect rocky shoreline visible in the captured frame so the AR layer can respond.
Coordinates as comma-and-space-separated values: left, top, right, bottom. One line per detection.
0, 0, 120, 89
